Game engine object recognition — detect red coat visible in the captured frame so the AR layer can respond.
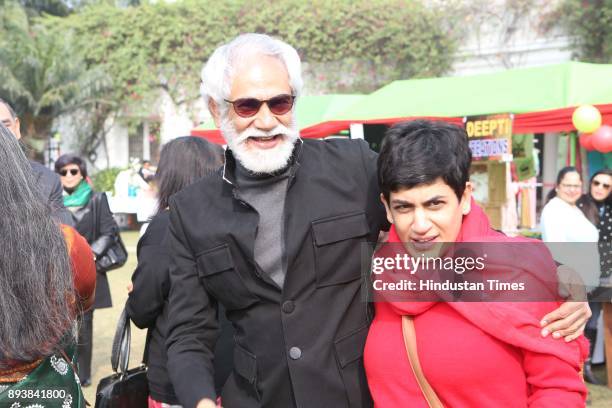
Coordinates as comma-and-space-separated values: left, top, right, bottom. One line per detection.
364, 202, 588, 407
61, 224, 96, 312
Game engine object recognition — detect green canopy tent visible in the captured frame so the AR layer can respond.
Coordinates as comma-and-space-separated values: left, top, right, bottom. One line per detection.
292, 62, 612, 137
191, 94, 363, 144
334, 61, 612, 123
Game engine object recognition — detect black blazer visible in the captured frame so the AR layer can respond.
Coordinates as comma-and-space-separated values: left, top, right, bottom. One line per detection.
127, 210, 234, 404
71, 192, 117, 309
166, 139, 388, 408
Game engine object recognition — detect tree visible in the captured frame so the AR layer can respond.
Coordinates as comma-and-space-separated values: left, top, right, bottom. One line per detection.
546, 0, 612, 63
0, 1, 110, 157
5, 0, 456, 162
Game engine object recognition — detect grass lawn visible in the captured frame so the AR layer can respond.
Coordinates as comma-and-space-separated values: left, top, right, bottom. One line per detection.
84, 231, 612, 406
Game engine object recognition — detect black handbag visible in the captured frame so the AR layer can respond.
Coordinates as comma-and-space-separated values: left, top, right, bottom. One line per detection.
91, 193, 128, 272
94, 306, 149, 408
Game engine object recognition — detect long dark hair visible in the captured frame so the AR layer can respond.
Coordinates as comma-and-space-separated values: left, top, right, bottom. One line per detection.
0, 124, 75, 367
155, 136, 224, 213
546, 166, 582, 203
578, 168, 612, 225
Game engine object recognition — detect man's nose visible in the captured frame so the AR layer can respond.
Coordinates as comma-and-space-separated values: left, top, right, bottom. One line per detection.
253, 103, 278, 131
411, 208, 432, 235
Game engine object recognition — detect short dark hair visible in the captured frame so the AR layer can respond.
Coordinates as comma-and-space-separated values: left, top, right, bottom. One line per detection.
0, 98, 17, 119
377, 119, 472, 202
55, 153, 88, 179
156, 136, 224, 213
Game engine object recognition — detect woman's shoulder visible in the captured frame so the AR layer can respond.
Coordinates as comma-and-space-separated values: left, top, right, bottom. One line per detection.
541, 197, 573, 220
542, 196, 564, 211
139, 210, 170, 247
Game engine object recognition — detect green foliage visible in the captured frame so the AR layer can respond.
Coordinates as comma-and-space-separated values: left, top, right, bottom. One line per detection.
52, 0, 457, 102
0, 1, 110, 150
2, 0, 456, 159
91, 166, 123, 193
551, 0, 612, 63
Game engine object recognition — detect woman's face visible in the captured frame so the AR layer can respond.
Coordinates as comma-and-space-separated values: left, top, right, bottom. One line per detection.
381, 178, 471, 255
59, 164, 83, 190
556, 171, 582, 205
590, 173, 612, 202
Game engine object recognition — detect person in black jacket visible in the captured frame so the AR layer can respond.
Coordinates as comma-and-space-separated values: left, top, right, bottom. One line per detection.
578, 168, 612, 384
0, 98, 72, 225
126, 137, 229, 407
55, 153, 119, 386
167, 33, 593, 408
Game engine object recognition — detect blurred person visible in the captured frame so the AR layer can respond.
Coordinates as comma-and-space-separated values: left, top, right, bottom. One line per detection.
126, 137, 229, 408
55, 153, 119, 387
0, 124, 96, 407
365, 120, 588, 406
0, 98, 73, 225
167, 34, 591, 408
577, 168, 612, 384
541, 167, 598, 243
578, 169, 612, 284
139, 160, 156, 183
541, 166, 600, 384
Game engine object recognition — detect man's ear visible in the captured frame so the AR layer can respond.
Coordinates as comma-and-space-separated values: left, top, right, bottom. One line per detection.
461, 182, 473, 215
208, 99, 222, 128
380, 193, 394, 225
12, 117, 21, 140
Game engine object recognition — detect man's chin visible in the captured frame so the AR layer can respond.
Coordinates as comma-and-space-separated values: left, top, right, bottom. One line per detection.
234, 136, 297, 174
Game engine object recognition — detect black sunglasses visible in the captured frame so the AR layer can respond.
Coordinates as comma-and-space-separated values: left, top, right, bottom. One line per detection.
592, 180, 611, 189
59, 168, 80, 176
224, 94, 295, 118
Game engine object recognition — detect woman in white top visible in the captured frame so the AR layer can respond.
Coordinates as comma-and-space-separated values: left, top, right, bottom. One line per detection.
541, 166, 599, 243
540, 166, 601, 383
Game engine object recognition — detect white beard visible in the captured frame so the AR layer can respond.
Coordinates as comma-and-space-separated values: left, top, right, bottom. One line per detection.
220, 118, 300, 174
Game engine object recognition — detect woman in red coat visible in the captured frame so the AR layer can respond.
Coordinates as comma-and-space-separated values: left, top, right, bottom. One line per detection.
62, 224, 97, 313
365, 120, 588, 407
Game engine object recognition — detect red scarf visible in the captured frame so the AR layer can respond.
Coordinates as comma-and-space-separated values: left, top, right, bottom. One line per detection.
385, 199, 588, 369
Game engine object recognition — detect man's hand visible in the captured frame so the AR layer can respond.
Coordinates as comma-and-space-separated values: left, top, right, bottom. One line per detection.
556, 265, 587, 301
197, 398, 219, 408
540, 301, 591, 342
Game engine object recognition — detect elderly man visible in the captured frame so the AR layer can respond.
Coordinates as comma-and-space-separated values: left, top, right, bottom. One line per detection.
166, 34, 590, 408
0, 98, 72, 225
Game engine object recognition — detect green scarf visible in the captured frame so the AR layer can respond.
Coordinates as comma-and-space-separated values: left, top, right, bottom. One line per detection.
63, 180, 93, 208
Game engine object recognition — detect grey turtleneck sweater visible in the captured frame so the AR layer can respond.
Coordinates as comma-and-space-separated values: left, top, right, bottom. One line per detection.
235, 162, 290, 288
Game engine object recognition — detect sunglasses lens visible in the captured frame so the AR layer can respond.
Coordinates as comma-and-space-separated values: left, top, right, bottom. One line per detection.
233, 98, 262, 117
60, 169, 79, 176
268, 95, 294, 115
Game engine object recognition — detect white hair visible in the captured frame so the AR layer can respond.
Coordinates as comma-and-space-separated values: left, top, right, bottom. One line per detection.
200, 33, 303, 109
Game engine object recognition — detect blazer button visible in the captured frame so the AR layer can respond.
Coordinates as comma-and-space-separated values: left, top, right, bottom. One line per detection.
282, 300, 295, 314
289, 347, 302, 360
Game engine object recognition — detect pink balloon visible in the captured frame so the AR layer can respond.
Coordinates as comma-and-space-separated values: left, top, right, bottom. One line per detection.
592, 125, 612, 153
579, 133, 594, 151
